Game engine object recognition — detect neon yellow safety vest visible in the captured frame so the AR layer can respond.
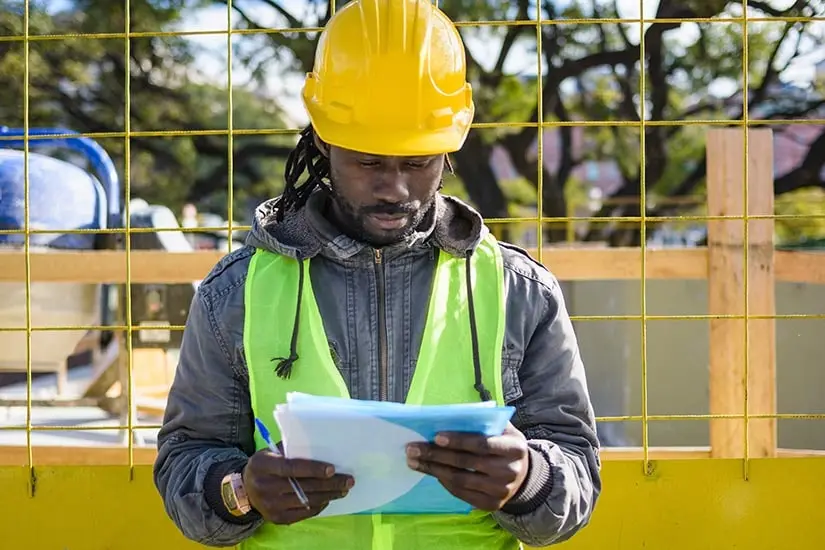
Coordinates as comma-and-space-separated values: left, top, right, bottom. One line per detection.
241, 233, 520, 550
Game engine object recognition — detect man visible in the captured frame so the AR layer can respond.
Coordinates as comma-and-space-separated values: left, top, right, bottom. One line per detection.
153, 0, 601, 548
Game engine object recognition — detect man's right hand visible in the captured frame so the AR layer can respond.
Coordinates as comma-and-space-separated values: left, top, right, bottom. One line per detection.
242, 449, 354, 525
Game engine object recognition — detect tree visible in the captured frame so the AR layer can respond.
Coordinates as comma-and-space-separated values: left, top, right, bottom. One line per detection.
212, 0, 825, 245
2, 0, 823, 246
0, 0, 296, 221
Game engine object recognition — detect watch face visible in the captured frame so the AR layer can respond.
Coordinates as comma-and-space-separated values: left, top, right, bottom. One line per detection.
221, 480, 239, 511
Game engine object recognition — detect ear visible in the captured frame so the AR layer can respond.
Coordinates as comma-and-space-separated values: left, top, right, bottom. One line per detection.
313, 131, 330, 157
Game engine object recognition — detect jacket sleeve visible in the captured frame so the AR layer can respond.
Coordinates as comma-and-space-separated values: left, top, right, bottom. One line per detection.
492, 264, 602, 547
153, 275, 264, 547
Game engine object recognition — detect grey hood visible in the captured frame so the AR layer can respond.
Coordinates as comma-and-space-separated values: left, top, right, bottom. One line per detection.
245, 189, 487, 261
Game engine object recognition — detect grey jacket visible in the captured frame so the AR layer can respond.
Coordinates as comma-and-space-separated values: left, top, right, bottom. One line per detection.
153, 190, 601, 548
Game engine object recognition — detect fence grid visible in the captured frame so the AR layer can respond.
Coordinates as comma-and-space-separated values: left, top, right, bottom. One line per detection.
0, 0, 823, 486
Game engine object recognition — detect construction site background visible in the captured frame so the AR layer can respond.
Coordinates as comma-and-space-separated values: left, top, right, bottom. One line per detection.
0, 1, 824, 548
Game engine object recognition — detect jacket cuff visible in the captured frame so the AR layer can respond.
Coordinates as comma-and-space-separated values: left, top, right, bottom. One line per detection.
501, 445, 554, 516
203, 457, 262, 525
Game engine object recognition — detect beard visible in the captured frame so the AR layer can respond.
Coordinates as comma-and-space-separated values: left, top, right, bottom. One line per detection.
326, 184, 438, 248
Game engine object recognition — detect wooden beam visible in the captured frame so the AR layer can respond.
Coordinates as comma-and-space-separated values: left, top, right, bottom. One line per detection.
1, 444, 821, 466
0, 243, 822, 285
600, 447, 711, 460
0, 445, 157, 466
0, 247, 709, 283
0, 250, 222, 284
775, 250, 825, 285
706, 128, 777, 459
525, 247, 708, 280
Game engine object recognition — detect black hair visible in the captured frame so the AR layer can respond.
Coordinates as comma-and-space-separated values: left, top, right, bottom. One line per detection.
274, 125, 331, 222
274, 125, 456, 223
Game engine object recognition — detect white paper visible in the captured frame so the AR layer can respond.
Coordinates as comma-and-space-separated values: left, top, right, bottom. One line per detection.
271, 392, 515, 517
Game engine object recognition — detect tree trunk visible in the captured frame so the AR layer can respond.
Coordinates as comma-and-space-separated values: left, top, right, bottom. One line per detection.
451, 130, 511, 241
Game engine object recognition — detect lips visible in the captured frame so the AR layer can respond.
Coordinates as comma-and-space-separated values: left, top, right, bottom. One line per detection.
367, 213, 408, 231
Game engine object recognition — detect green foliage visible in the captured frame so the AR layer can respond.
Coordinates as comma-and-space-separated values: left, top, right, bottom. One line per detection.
0, 0, 822, 245
0, 0, 293, 225
775, 188, 825, 246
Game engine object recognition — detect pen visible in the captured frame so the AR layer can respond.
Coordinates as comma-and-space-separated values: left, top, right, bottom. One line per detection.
254, 418, 311, 510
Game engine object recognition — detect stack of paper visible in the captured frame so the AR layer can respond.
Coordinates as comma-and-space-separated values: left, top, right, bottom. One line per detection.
273, 392, 515, 517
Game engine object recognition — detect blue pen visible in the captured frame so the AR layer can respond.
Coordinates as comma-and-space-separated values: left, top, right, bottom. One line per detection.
255, 418, 311, 509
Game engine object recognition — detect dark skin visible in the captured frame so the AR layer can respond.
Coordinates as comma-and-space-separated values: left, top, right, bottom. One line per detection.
316, 134, 445, 247
405, 424, 530, 512
243, 452, 354, 525
241, 135, 530, 524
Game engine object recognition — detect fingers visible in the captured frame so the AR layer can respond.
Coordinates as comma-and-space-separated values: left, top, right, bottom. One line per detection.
407, 444, 508, 475
247, 472, 354, 498
249, 450, 337, 479
407, 457, 512, 499
290, 475, 354, 494
428, 431, 527, 458
408, 459, 512, 511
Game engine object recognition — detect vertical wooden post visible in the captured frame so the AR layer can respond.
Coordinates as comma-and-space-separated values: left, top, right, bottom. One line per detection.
706, 128, 777, 459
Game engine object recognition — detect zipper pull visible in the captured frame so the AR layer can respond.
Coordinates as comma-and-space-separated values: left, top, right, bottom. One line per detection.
374, 249, 382, 264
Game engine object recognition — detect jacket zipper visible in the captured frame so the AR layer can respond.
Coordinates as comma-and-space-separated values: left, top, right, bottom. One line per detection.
374, 248, 388, 401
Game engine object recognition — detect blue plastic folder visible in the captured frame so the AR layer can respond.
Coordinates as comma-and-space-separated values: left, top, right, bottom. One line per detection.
273, 392, 515, 517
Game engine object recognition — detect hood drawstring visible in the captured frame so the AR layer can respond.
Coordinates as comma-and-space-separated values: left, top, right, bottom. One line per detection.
465, 250, 492, 402
273, 255, 304, 379
273, 250, 492, 402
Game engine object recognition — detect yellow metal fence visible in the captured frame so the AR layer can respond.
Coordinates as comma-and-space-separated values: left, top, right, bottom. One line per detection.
1, 0, 824, 548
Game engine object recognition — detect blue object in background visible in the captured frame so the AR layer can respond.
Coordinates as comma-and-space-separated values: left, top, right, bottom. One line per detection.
0, 149, 106, 249
0, 126, 124, 344
0, 126, 120, 229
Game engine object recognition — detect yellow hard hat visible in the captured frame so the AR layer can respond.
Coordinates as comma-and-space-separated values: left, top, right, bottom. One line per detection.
301, 0, 474, 156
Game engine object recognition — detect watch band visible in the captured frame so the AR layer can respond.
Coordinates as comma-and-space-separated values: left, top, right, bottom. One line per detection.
220, 472, 252, 516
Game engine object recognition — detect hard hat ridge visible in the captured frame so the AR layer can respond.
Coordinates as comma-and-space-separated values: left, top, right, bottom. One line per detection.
301, 0, 475, 156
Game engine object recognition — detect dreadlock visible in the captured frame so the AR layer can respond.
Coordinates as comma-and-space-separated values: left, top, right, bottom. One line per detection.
274, 125, 457, 223
274, 125, 331, 222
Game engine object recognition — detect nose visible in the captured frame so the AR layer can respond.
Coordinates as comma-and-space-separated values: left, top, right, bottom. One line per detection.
372, 164, 410, 204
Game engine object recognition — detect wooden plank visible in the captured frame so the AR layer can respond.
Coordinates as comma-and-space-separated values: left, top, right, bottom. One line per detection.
706, 128, 777, 459
744, 129, 778, 459
0, 244, 822, 285
526, 247, 708, 280
601, 447, 825, 460
0, 445, 158, 466
0, 250, 223, 284
0, 444, 820, 467
600, 447, 711, 460
775, 250, 825, 284
0, 247, 710, 283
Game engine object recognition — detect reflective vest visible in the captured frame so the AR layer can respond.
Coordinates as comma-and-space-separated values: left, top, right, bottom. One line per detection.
241, 233, 520, 550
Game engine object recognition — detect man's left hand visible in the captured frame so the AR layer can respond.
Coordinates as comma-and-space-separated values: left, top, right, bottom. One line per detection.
405, 422, 530, 512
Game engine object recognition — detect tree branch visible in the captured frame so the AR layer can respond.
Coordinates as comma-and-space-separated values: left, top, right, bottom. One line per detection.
773, 129, 825, 194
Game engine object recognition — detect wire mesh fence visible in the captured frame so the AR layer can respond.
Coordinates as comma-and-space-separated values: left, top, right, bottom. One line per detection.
0, 0, 823, 489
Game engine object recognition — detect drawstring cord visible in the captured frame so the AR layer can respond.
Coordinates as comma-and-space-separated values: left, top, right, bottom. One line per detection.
465, 250, 492, 402
273, 250, 492, 402
272, 255, 304, 379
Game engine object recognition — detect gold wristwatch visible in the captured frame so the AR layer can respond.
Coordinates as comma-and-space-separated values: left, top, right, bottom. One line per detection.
220, 472, 252, 517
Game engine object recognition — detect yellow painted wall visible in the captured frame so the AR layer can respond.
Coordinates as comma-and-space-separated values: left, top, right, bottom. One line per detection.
1, 458, 823, 549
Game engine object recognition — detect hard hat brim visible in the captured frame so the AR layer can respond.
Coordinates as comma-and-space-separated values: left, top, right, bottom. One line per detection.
306, 109, 474, 157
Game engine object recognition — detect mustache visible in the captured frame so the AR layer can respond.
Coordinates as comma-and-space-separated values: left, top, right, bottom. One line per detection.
361, 202, 416, 216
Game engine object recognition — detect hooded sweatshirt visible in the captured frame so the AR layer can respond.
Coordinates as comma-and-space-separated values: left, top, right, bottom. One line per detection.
153, 190, 601, 548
